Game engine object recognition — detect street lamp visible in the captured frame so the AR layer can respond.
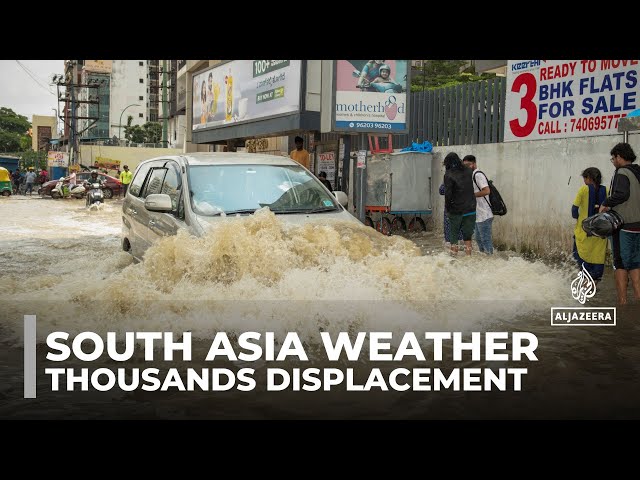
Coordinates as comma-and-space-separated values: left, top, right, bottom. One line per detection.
118, 103, 141, 143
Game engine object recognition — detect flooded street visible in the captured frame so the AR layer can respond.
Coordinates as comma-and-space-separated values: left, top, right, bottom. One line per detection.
1, 194, 639, 419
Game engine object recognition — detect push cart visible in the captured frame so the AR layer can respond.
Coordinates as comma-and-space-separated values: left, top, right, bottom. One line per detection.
363, 151, 433, 235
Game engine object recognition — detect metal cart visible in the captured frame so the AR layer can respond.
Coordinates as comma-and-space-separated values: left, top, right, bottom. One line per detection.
363, 151, 433, 235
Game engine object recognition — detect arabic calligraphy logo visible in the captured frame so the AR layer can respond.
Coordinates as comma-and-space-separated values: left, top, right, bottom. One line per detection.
571, 263, 596, 304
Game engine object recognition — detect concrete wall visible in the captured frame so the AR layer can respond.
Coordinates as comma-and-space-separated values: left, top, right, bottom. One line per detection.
78, 145, 182, 173
427, 133, 640, 255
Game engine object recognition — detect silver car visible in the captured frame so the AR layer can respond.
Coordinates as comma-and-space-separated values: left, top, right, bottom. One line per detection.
121, 152, 357, 261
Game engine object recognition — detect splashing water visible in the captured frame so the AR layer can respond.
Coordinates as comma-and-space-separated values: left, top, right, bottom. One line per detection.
0, 200, 574, 347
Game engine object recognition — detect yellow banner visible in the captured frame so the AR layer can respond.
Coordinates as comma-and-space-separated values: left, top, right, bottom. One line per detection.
94, 157, 121, 170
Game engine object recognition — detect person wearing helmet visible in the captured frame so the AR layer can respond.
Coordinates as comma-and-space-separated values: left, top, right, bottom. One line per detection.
84, 170, 103, 189
599, 142, 640, 304
357, 60, 385, 89
370, 63, 403, 94
572, 167, 607, 283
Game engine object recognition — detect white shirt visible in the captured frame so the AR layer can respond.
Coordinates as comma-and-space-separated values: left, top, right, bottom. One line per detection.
472, 169, 493, 223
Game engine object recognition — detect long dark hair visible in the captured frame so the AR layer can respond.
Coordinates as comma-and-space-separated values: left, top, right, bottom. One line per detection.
581, 167, 602, 188
443, 152, 463, 171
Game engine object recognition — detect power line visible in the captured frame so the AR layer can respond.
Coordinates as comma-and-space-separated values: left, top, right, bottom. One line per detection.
15, 60, 57, 96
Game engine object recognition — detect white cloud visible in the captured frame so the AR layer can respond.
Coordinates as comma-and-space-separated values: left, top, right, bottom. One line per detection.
0, 60, 65, 121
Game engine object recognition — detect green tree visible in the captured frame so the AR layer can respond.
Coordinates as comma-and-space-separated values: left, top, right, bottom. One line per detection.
143, 122, 162, 143
411, 60, 497, 91
0, 107, 31, 152
125, 125, 146, 143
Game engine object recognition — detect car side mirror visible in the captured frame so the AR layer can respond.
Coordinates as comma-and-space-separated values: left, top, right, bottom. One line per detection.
333, 190, 348, 207
144, 193, 173, 212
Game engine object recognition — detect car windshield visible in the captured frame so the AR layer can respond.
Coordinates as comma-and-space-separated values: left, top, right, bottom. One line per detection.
187, 164, 338, 216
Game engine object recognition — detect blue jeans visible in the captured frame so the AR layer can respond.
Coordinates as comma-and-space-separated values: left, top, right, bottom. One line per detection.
475, 217, 494, 254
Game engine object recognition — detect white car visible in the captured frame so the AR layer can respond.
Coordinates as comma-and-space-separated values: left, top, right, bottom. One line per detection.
122, 152, 357, 261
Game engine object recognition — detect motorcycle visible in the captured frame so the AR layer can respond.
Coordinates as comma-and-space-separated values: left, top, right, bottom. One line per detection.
85, 182, 104, 207
51, 178, 86, 199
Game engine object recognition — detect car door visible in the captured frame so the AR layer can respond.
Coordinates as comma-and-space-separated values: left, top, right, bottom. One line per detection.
122, 161, 159, 260
145, 161, 185, 245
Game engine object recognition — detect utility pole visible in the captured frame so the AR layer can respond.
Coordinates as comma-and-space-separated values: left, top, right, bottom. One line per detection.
162, 60, 168, 148
53, 61, 100, 168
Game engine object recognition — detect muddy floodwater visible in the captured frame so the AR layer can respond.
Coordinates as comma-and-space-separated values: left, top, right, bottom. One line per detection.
1, 195, 639, 420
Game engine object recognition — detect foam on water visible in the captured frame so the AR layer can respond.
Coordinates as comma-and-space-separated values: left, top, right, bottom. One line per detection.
0, 204, 574, 346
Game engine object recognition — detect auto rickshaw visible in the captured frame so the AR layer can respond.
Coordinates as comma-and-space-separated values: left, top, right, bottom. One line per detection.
0, 166, 12, 196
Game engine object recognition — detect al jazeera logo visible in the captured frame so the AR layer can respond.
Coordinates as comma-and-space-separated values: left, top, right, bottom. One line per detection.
550, 263, 616, 326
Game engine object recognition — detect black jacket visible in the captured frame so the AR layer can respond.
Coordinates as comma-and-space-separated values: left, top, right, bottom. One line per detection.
444, 166, 476, 215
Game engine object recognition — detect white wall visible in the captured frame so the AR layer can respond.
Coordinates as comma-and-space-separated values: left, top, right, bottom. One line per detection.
428, 133, 640, 254
109, 60, 148, 138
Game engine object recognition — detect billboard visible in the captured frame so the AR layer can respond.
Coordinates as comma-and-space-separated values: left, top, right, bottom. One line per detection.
84, 60, 112, 74
192, 60, 302, 131
504, 60, 640, 142
333, 60, 410, 134
47, 151, 68, 167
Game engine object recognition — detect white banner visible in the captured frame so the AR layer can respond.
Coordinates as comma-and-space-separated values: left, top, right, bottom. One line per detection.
317, 151, 336, 185
47, 151, 68, 167
504, 60, 640, 142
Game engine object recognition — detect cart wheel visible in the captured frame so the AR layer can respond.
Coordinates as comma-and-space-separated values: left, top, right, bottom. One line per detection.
391, 216, 406, 233
364, 216, 375, 228
380, 217, 392, 236
408, 217, 426, 232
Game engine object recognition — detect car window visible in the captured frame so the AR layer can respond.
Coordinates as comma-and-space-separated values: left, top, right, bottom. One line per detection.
188, 164, 338, 215
161, 162, 182, 215
128, 163, 154, 197
142, 168, 167, 198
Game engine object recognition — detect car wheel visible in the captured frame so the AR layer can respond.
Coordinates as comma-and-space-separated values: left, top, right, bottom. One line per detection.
103, 188, 113, 199
2, 190, 10, 197
37, 188, 42, 195
51, 191, 61, 199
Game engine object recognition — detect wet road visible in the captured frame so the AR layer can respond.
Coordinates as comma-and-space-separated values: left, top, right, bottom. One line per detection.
1, 194, 639, 419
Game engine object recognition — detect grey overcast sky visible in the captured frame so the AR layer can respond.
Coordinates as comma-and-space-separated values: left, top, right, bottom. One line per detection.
0, 60, 65, 121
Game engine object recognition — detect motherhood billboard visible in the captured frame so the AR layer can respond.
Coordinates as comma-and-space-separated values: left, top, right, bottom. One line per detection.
192, 60, 302, 131
333, 60, 409, 134
504, 60, 639, 142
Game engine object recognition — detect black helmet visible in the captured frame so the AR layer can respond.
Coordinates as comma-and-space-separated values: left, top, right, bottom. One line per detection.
582, 210, 623, 238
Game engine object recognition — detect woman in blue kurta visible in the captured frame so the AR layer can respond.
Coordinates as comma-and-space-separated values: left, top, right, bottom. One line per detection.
572, 167, 608, 282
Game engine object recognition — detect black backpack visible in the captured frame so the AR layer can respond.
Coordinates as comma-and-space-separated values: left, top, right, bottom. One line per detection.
473, 171, 507, 216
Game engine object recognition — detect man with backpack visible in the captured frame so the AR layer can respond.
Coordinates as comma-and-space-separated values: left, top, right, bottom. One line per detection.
599, 142, 640, 305
463, 155, 494, 254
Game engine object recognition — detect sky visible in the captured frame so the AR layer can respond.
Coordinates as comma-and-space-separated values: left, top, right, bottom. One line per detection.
0, 60, 65, 121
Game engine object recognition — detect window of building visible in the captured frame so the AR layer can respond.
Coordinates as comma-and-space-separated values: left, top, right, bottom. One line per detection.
139, 113, 144, 118
139, 79, 144, 83
139, 61, 144, 66
139, 96, 143, 101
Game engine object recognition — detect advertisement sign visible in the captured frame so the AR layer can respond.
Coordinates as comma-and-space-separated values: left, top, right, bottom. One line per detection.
192, 60, 302, 131
504, 60, 640, 142
94, 157, 121, 170
317, 151, 336, 185
84, 60, 112, 74
47, 151, 68, 167
333, 60, 410, 134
